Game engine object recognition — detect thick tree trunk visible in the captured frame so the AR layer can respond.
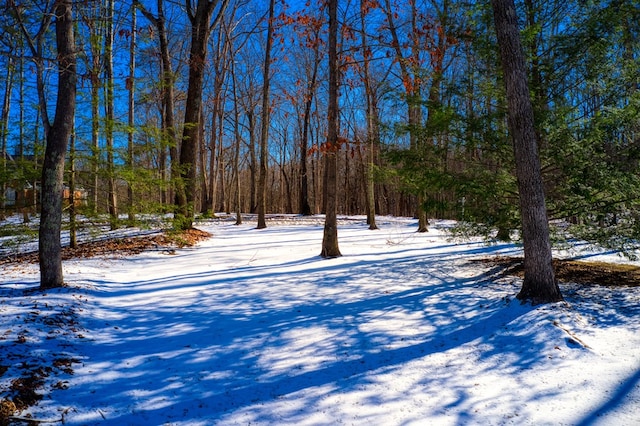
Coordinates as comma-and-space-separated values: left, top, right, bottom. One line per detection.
321, 0, 342, 258
177, 0, 229, 229
492, 0, 562, 303
177, 5, 211, 228
39, 0, 76, 289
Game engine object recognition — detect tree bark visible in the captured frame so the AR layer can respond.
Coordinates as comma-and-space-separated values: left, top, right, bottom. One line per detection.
298, 53, 318, 217
69, 116, 77, 248
257, 0, 276, 229
492, 0, 562, 303
382, 0, 427, 232
39, 0, 76, 289
0, 56, 13, 217
205, 21, 232, 215
247, 106, 257, 213
297, 18, 321, 217
105, 0, 118, 229
230, 38, 243, 225
127, 4, 137, 222
87, 0, 101, 214
176, 0, 229, 229
360, 0, 378, 230
321, 0, 342, 258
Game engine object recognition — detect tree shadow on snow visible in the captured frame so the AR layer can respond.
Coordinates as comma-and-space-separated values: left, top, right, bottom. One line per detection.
575, 367, 640, 426
46, 242, 579, 424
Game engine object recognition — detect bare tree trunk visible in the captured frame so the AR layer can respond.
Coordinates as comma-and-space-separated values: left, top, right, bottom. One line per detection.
176, 0, 229, 229
492, 0, 561, 303
230, 48, 243, 225
206, 107, 218, 214
77, 0, 104, 214
90, 13, 101, 214
321, 0, 342, 258
359, 0, 378, 229
247, 108, 257, 213
298, 33, 320, 216
69, 116, 77, 248
0, 56, 12, 217
104, 0, 118, 229
136, 0, 187, 216
382, 0, 427, 232
39, 0, 76, 289
19, 48, 30, 222
127, 4, 137, 222
199, 108, 209, 214
256, 0, 276, 229
206, 24, 232, 215
216, 110, 226, 213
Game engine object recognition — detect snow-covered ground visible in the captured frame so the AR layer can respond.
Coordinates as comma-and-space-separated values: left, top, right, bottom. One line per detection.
1, 215, 639, 425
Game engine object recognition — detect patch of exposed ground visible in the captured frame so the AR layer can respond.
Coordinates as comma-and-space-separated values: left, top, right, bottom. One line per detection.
476, 256, 640, 287
0, 228, 212, 265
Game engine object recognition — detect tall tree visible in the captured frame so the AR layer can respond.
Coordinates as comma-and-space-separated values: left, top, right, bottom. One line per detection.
127, 4, 137, 222
175, 0, 229, 230
320, 0, 341, 258
290, 10, 324, 216
231, 54, 243, 225
78, 0, 104, 214
38, 0, 76, 289
359, 0, 379, 230
0, 54, 13, 217
491, 0, 562, 303
256, 0, 276, 229
381, 0, 429, 232
104, 0, 118, 229
68, 115, 77, 248
202, 15, 232, 215
135, 0, 180, 213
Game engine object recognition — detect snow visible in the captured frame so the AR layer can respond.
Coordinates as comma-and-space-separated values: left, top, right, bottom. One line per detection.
1, 215, 639, 425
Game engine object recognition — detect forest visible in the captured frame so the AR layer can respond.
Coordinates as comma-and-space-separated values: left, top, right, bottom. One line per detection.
1, 1, 640, 423
0, 0, 639, 287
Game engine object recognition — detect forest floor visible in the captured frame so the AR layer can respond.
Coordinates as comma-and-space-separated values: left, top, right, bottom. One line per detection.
4, 230, 639, 287
0, 228, 210, 424
1, 219, 638, 424
0, 228, 212, 266
476, 256, 640, 288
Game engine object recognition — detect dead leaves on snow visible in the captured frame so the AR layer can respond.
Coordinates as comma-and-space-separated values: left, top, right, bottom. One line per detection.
477, 256, 640, 287
0, 228, 212, 266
